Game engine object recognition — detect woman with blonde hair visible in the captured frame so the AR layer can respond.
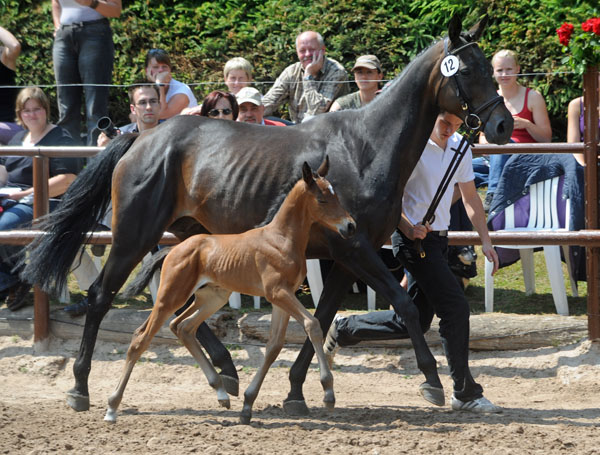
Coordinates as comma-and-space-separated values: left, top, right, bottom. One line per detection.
223, 57, 253, 95
480, 49, 552, 210
0, 87, 82, 310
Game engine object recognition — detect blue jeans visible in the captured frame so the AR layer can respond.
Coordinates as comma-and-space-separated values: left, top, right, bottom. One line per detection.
486, 153, 512, 195
53, 19, 114, 145
0, 201, 59, 292
472, 156, 489, 189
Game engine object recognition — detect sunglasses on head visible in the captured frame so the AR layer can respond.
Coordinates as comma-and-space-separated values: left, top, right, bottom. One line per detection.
208, 108, 232, 117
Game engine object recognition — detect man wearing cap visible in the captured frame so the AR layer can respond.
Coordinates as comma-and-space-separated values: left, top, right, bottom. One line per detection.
235, 87, 286, 126
262, 31, 347, 123
330, 55, 384, 112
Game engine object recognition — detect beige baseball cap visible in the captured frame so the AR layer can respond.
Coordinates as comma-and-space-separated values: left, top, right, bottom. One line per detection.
352, 55, 382, 72
235, 87, 262, 106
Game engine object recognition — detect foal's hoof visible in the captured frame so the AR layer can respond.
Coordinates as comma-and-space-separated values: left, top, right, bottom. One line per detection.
220, 374, 239, 397
66, 389, 90, 412
419, 382, 445, 407
282, 399, 310, 416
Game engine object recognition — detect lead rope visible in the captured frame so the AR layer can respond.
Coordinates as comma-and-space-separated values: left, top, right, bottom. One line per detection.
414, 128, 478, 258
413, 37, 505, 258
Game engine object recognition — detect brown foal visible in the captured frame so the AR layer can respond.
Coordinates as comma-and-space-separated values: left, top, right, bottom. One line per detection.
104, 157, 356, 424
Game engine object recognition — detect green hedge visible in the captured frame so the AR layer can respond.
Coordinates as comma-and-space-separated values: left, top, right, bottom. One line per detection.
1, 0, 598, 138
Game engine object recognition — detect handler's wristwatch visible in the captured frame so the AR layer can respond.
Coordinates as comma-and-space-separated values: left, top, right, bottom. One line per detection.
303, 74, 315, 81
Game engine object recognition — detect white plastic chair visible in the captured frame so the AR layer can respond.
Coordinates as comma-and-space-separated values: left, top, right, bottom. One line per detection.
485, 176, 577, 316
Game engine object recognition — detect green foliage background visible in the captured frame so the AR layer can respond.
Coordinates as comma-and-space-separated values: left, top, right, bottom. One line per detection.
1, 0, 598, 137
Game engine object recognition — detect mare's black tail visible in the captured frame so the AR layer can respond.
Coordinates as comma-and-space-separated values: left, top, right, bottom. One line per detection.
19, 133, 139, 294
121, 247, 171, 298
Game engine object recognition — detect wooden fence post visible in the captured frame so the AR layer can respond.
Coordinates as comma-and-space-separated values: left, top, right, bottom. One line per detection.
32, 155, 50, 350
583, 66, 600, 340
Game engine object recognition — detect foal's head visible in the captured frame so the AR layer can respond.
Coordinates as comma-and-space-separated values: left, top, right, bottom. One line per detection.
302, 156, 356, 239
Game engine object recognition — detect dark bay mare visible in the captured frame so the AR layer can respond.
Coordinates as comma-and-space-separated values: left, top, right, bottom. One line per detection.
21, 15, 512, 415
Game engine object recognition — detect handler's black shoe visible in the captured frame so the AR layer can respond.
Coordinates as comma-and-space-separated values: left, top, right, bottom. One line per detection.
63, 298, 88, 317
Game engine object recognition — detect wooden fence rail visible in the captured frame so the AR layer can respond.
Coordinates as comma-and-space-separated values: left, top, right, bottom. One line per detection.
1, 134, 598, 346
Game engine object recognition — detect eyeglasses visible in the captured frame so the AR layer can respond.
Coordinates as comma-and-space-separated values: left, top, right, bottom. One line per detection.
208, 108, 232, 117
21, 107, 45, 116
135, 99, 159, 107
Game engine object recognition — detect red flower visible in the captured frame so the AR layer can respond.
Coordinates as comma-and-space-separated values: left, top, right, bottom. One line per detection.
556, 22, 575, 46
583, 17, 600, 35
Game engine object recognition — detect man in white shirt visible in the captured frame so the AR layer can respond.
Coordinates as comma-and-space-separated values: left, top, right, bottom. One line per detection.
324, 111, 502, 414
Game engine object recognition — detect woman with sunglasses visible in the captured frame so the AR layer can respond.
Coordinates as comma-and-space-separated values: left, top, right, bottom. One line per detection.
199, 90, 238, 120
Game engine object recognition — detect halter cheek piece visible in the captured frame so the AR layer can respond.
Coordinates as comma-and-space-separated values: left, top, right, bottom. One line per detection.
416, 38, 505, 258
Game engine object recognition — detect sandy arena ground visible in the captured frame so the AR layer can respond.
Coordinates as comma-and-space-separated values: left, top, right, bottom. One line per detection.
1, 334, 599, 455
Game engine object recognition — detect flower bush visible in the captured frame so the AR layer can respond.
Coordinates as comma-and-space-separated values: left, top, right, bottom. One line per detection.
557, 17, 600, 75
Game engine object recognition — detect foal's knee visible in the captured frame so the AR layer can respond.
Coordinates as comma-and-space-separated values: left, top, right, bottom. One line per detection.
304, 318, 323, 342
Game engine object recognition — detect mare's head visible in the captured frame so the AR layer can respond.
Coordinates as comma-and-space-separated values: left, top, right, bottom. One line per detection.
435, 15, 513, 144
302, 157, 356, 239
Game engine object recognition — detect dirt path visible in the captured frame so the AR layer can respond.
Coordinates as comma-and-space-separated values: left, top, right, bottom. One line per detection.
1, 335, 599, 454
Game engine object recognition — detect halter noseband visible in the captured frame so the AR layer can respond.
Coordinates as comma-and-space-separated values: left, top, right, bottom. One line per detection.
443, 37, 504, 132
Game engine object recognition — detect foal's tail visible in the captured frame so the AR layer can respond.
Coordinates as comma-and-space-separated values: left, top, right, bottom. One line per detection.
19, 133, 139, 294
121, 247, 171, 298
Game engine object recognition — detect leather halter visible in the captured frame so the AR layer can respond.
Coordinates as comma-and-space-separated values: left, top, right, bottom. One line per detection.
442, 37, 505, 131
415, 38, 505, 258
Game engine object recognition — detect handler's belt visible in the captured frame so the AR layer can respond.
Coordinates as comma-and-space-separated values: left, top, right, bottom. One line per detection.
430, 230, 448, 237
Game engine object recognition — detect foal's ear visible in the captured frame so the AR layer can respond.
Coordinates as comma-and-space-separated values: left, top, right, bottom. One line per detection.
302, 161, 316, 185
317, 155, 330, 177
468, 14, 488, 42
448, 14, 462, 44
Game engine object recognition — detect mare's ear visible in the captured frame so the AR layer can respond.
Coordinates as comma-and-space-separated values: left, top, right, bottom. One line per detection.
468, 15, 488, 41
317, 155, 329, 177
448, 14, 462, 44
302, 161, 316, 185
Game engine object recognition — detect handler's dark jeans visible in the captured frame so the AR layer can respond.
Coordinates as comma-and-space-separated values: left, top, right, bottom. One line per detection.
336, 230, 483, 402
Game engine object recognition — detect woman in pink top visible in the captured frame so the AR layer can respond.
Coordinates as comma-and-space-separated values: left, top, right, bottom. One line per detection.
479, 49, 552, 209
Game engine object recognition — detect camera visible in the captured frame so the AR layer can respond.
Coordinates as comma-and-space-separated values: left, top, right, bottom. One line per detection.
96, 116, 118, 139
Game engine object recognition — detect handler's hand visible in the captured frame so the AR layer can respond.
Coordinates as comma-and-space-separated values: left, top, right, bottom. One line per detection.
408, 222, 432, 241
482, 242, 499, 275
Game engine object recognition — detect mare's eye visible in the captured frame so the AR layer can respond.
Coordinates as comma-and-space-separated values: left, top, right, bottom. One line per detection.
460, 68, 471, 76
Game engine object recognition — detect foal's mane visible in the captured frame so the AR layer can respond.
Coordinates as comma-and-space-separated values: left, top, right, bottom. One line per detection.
258, 169, 320, 228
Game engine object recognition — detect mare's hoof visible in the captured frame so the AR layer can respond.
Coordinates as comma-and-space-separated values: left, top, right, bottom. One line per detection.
282, 399, 310, 416
419, 382, 445, 407
239, 412, 252, 425
66, 389, 90, 412
220, 374, 239, 397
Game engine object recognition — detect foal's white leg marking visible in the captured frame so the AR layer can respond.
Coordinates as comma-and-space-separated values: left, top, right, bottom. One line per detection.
171, 285, 231, 409
240, 305, 290, 424
105, 307, 174, 422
